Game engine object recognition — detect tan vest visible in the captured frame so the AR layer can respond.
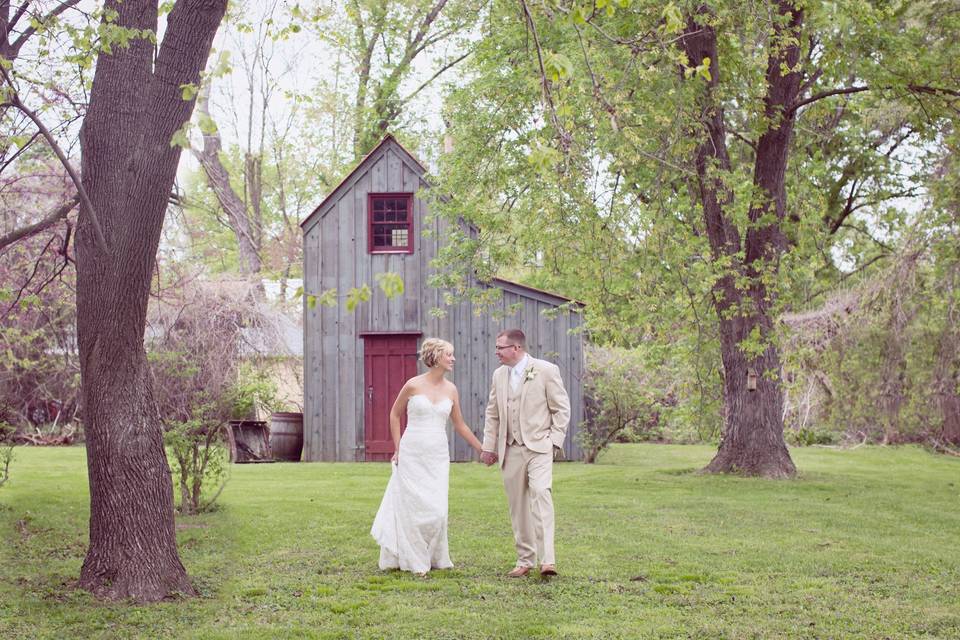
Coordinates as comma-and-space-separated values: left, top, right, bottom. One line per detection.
506, 378, 524, 446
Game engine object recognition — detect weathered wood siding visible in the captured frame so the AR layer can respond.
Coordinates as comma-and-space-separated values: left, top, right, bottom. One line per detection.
302, 137, 584, 462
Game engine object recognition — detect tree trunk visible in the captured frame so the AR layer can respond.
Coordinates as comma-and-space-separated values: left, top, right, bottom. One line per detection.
74, 0, 226, 602
705, 314, 795, 477
194, 91, 263, 276
682, 3, 802, 477
934, 274, 960, 444
879, 316, 908, 445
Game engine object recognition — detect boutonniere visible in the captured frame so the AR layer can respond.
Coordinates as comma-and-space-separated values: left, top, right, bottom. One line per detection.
523, 366, 538, 383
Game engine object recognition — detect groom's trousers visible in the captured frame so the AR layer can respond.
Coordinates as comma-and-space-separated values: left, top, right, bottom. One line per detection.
502, 443, 555, 567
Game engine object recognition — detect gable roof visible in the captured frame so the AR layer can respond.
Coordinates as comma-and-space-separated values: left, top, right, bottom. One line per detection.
491, 277, 583, 307
299, 134, 430, 232
299, 134, 583, 309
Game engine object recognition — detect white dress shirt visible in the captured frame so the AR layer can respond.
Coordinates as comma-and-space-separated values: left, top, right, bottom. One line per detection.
510, 354, 530, 392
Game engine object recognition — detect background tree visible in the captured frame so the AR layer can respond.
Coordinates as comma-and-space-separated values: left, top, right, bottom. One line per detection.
432, 0, 960, 476
179, 0, 479, 286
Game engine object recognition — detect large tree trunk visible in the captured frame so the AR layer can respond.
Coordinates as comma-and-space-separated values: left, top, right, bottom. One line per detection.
706, 314, 795, 477
74, 0, 226, 602
682, 3, 802, 477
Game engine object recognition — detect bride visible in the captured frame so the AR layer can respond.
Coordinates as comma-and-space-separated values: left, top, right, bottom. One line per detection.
370, 338, 483, 575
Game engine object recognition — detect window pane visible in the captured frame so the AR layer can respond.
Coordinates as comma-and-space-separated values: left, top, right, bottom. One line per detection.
370, 196, 410, 251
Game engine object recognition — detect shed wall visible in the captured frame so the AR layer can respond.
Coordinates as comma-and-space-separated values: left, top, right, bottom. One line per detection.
303, 139, 583, 462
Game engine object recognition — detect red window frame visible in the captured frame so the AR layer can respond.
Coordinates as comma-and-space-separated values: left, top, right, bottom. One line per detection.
368, 193, 414, 254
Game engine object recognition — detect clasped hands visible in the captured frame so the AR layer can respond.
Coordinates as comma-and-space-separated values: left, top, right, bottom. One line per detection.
479, 447, 562, 465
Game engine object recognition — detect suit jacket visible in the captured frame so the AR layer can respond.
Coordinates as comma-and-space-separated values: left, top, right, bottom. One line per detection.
482, 356, 571, 468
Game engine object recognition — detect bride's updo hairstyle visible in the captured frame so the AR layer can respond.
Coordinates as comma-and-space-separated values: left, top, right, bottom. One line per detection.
420, 338, 453, 368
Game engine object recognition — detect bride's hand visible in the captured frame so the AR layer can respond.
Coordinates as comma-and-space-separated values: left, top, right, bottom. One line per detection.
391, 452, 398, 465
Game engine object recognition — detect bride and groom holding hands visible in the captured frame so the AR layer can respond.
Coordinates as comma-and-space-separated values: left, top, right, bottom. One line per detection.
371, 329, 571, 578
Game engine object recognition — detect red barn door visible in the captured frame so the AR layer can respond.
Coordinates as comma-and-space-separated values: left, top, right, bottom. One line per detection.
362, 334, 420, 461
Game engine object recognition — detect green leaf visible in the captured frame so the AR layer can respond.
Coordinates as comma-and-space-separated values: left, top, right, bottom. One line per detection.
169, 122, 191, 149
197, 113, 218, 135
545, 52, 575, 83
528, 142, 562, 173
306, 289, 338, 309
345, 285, 371, 312
571, 6, 588, 26
180, 83, 199, 101
697, 57, 712, 82
375, 272, 405, 299
662, 2, 684, 35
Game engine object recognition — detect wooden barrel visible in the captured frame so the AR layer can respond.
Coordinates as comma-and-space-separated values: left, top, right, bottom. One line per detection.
269, 412, 303, 462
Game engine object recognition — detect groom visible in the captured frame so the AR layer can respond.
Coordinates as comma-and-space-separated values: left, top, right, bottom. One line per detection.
480, 329, 571, 577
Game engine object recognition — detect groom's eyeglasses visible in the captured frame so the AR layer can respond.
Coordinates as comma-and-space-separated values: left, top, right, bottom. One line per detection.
494, 344, 518, 352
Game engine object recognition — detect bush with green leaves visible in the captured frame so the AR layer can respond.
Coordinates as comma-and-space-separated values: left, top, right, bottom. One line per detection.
578, 346, 673, 463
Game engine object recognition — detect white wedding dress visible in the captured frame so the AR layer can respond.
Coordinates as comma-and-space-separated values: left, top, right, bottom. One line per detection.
371, 394, 454, 574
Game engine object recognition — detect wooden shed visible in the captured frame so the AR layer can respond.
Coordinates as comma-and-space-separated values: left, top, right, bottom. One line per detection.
300, 135, 584, 462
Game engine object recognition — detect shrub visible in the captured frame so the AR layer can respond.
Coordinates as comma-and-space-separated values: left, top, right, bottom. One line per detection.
149, 286, 281, 514
0, 421, 13, 488
785, 426, 837, 447
0, 228, 81, 441
578, 346, 670, 463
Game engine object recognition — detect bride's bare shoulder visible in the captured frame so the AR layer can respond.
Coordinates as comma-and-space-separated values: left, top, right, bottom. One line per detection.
398, 375, 427, 396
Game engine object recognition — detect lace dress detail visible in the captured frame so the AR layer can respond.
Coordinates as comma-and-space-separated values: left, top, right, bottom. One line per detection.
370, 394, 454, 573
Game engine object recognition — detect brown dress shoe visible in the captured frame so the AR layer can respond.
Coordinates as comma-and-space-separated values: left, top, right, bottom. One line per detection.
506, 566, 531, 578
539, 564, 557, 576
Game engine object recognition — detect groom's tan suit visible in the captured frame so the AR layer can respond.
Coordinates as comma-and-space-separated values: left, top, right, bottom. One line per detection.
483, 356, 570, 569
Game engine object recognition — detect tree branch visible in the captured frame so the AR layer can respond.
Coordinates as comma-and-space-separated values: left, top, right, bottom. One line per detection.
400, 49, 471, 105
788, 85, 870, 114
9, 0, 83, 59
0, 194, 79, 250
790, 82, 960, 115
0, 128, 42, 173
518, 0, 568, 149
0, 66, 108, 254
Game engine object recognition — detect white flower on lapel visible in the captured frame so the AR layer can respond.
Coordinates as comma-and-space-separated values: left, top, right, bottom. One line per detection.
523, 366, 538, 383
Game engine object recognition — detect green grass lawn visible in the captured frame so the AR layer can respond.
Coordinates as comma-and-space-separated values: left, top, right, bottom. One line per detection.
1, 444, 958, 639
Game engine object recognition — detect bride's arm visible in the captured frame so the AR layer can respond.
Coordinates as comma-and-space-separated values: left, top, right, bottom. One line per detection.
389, 383, 414, 461
450, 387, 483, 455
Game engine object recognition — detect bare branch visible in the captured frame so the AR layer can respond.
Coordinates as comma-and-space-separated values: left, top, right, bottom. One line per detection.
790, 83, 960, 114
0, 66, 108, 254
0, 194, 78, 250
788, 85, 870, 114
400, 49, 471, 105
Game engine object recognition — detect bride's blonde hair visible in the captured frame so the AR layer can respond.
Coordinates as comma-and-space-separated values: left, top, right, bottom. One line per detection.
420, 338, 453, 368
